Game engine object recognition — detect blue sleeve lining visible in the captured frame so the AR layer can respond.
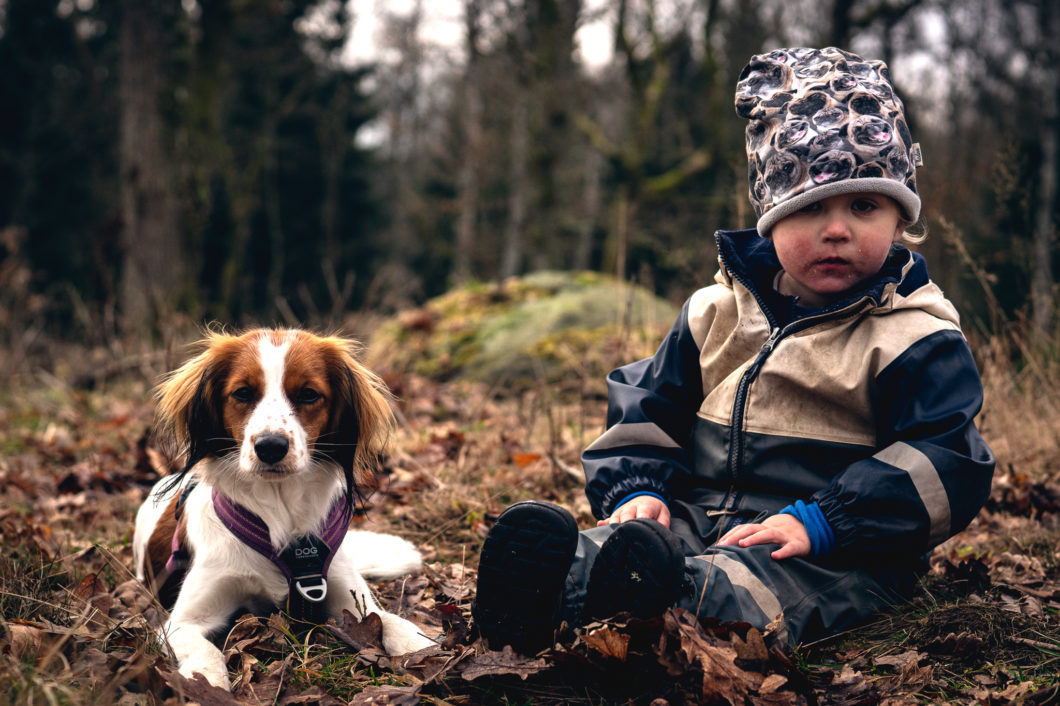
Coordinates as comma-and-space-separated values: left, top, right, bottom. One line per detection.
612, 491, 668, 513
780, 500, 836, 557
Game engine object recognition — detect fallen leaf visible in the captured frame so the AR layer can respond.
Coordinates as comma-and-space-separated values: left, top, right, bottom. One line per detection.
827, 664, 880, 704
279, 685, 345, 705
732, 626, 769, 662
398, 644, 473, 685
433, 602, 470, 648
329, 610, 384, 652
512, 453, 541, 467
162, 669, 242, 706
759, 673, 788, 694
3, 624, 46, 659
995, 680, 1038, 702
663, 610, 764, 704
695, 643, 759, 703
874, 650, 922, 671
874, 650, 935, 696
582, 625, 630, 661
460, 645, 550, 681
73, 572, 109, 600
349, 684, 422, 706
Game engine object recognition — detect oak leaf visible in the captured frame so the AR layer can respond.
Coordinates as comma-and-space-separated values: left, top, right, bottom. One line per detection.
582, 625, 630, 661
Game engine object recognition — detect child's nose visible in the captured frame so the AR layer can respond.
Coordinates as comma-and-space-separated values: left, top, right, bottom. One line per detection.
821, 213, 852, 240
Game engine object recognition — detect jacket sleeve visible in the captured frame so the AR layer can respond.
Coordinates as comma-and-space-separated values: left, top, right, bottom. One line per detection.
582, 299, 706, 519
813, 329, 995, 558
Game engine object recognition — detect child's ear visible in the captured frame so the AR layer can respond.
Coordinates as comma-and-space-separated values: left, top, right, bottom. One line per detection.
892, 221, 906, 243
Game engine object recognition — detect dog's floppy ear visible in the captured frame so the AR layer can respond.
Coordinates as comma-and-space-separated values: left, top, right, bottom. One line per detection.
155, 331, 238, 476
322, 336, 395, 495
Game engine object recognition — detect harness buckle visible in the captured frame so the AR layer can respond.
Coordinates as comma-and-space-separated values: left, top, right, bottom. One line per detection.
293, 575, 328, 603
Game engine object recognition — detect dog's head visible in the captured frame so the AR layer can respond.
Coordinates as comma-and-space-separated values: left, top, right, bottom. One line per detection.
154, 328, 393, 506
807, 149, 856, 185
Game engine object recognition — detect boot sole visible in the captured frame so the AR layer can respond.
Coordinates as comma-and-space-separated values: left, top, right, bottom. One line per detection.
473, 501, 578, 653
584, 518, 684, 621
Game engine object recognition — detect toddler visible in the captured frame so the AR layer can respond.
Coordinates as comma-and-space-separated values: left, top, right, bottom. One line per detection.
473, 47, 995, 654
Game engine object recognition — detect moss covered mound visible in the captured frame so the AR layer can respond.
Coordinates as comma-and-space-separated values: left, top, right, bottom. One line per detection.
367, 271, 679, 392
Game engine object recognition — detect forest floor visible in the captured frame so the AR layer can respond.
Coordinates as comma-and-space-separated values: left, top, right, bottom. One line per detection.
2, 337, 1060, 705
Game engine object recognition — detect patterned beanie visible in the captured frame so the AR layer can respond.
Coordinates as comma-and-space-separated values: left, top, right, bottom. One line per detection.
735, 47, 921, 236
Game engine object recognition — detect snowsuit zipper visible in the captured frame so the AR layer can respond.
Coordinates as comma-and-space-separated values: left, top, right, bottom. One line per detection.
714, 233, 874, 519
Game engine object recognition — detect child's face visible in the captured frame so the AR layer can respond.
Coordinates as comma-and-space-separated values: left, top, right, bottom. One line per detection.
770, 193, 905, 308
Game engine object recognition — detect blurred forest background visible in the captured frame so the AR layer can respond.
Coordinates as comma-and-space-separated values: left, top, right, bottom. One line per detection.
1, 0, 1057, 364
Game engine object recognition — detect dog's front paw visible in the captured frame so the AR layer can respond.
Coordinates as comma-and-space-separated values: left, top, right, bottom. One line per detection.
179, 659, 231, 690
380, 614, 435, 655
390, 630, 436, 655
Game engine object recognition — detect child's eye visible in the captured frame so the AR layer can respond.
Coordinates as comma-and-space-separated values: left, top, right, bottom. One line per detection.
798, 201, 822, 214
851, 198, 877, 213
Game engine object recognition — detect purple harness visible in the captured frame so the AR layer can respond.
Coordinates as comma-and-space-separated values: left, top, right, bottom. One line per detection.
212, 489, 350, 623
163, 480, 350, 624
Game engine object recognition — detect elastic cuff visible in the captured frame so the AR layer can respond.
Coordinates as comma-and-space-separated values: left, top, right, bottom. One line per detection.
780, 500, 836, 557
612, 491, 668, 514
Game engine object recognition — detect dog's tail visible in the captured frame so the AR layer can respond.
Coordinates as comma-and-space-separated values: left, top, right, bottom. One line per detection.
342, 531, 423, 580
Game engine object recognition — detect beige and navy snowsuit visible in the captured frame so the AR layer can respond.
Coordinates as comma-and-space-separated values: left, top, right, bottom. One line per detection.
566, 228, 995, 643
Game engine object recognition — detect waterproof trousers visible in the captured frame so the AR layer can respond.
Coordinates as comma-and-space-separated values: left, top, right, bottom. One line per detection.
561, 513, 922, 644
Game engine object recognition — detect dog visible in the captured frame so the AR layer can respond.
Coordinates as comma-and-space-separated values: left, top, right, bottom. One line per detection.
132, 328, 434, 689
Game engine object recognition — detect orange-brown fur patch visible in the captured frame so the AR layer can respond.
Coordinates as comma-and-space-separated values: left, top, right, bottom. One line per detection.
300, 333, 394, 484
156, 331, 248, 450
281, 332, 334, 453
218, 337, 266, 446
143, 493, 187, 609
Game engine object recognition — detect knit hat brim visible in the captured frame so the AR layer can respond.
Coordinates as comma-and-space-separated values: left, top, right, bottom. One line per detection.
756, 176, 921, 237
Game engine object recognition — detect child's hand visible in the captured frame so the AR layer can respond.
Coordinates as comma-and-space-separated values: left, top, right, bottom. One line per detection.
598, 495, 671, 527
716, 514, 810, 559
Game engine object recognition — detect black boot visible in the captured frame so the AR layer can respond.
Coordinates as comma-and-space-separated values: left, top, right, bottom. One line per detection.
584, 518, 685, 621
473, 500, 579, 654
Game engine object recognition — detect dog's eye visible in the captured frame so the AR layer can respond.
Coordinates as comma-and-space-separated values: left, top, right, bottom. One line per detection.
296, 387, 322, 404
231, 387, 255, 403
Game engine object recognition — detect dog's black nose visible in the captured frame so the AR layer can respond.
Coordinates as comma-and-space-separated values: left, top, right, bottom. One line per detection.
254, 434, 289, 464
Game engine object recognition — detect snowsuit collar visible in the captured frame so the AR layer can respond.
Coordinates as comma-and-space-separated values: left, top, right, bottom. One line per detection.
711, 228, 940, 328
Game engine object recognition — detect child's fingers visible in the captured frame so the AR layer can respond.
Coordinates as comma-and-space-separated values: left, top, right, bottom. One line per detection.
598, 504, 635, 525
599, 497, 670, 526
738, 529, 809, 559
770, 543, 801, 560
717, 523, 764, 546
641, 503, 671, 527
772, 536, 812, 559
736, 527, 782, 548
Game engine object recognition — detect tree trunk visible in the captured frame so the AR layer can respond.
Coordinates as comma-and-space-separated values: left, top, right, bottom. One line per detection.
608, 184, 631, 282
500, 89, 529, 279
118, 0, 183, 335
319, 84, 348, 268
1032, 5, 1059, 336
453, 0, 484, 284
574, 148, 603, 271
263, 119, 285, 308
